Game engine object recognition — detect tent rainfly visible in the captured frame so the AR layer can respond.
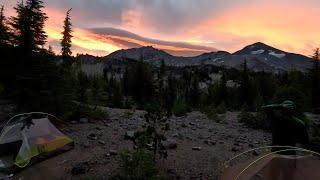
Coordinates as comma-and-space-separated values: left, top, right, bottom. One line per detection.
0, 113, 74, 172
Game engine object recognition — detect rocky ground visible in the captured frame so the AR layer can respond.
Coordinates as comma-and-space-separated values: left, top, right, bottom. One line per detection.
2, 108, 274, 180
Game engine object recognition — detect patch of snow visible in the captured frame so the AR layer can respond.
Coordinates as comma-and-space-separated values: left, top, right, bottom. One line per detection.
219, 61, 225, 63
264, 58, 268, 61
251, 49, 265, 55
269, 51, 286, 58
212, 58, 222, 62
250, 45, 255, 49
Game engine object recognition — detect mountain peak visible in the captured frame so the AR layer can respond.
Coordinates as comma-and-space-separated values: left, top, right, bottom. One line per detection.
106, 46, 172, 61
234, 42, 284, 55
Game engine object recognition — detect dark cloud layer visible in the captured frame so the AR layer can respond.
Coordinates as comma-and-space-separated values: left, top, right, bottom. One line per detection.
90, 27, 215, 51
43, 0, 249, 33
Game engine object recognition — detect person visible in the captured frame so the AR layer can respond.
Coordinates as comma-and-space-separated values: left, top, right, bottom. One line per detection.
262, 100, 309, 154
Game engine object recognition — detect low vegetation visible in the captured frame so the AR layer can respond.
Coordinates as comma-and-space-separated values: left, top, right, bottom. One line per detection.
238, 110, 269, 130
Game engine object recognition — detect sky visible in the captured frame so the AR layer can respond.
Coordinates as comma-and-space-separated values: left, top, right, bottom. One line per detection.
1, 0, 320, 57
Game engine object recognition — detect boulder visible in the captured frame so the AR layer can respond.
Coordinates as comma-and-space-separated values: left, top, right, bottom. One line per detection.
124, 131, 135, 140
161, 139, 177, 149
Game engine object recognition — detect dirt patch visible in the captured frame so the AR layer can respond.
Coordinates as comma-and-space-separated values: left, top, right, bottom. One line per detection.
4, 110, 271, 180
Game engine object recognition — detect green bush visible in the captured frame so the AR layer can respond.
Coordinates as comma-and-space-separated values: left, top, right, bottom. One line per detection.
201, 103, 226, 123
112, 149, 158, 180
172, 98, 189, 117
66, 105, 108, 121
143, 102, 161, 114
238, 110, 269, 130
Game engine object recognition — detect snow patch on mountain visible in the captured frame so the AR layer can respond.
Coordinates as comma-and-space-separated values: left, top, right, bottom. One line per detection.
269, 51, 286, 58
251, 49, 265, 55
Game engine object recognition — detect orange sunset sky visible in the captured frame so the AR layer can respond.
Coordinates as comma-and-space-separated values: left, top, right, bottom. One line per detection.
1, 0, 319, 57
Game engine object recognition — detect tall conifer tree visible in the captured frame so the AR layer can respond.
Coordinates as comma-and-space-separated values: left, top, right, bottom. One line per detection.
0, 5, 10, 45
61, 8, 72, 60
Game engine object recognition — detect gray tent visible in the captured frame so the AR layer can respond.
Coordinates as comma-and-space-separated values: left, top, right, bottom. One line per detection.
0, 113, 74, 172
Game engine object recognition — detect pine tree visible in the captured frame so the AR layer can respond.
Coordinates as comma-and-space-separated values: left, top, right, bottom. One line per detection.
0, 5, 10, 45
11, 1, 33, 52
311, 48, 320, 109
26, 0, 47, 49
48, 45, 55, 55
11, 0, 47, 52
239, 59, 251, 107
61, 8, 72, 60
217, 72, 228, 105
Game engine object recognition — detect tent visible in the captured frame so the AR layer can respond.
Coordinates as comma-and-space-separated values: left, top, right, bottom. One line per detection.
0, 113, 74, 172
220, 146, 320, 180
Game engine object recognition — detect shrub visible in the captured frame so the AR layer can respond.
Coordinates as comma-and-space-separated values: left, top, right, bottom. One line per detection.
66, 104, 108, 121
201, 103, 226, 123
112, 149, 158, 180
172, 98, 189, 117
143, 102, 161, 114
238, 110, 269, 130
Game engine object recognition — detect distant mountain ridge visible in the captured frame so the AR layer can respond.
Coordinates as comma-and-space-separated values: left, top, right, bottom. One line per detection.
79, 42, 313, 73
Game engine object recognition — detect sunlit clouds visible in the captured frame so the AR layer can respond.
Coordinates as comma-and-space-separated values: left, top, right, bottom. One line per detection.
1, 0, 319, 57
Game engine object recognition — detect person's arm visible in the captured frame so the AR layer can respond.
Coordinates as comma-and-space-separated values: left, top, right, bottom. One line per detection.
261, 104, 281, 109
262, 102, 295, 111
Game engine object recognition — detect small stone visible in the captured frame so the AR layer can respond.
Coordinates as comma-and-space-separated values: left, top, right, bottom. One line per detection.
98, 140, 106, 145
109, 150, 118, 156
124, 131, 135, 140
70, 121, 77, 124
87, 133, 98, 140
192, 147, 202, 151
189, 122, 196, 126
7, 174, 14, 178
79, 118, 89, 124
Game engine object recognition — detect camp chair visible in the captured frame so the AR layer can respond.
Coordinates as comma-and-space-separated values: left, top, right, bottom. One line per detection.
220, 146, 320, 180
0, 112, 74, 172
